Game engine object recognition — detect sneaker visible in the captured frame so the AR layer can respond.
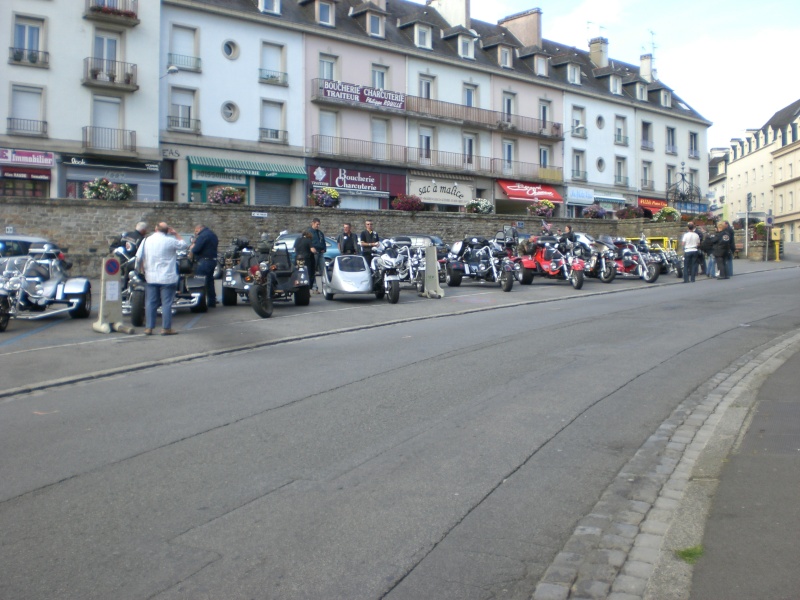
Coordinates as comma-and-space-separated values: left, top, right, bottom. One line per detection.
160, 328, 178, 335
143, 328, 153, 335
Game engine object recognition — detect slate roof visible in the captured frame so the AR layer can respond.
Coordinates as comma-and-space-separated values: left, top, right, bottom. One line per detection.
764, 98, 800, 130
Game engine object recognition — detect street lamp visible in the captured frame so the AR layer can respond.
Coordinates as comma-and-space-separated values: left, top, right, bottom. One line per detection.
565, 123, 586, 136
160, 65, 179, 79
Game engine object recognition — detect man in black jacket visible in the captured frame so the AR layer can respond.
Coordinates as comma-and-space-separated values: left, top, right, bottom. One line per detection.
722, 220, 736, 276
307, 218, 326, 292
712, 222, 732, 279
190, 224, 219, 307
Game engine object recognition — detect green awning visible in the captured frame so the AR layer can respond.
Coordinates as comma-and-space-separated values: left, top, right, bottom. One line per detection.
187, 156, 307, 179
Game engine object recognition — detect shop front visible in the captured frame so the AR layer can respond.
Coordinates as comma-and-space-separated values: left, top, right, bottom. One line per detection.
638, 197, 667, 218
564, 186, 595, 218
408, 176, 472, 211
61, 155, 161, 201
308, 165, 405, 210
188, 156, 307, 205
594, 192, 627, 213
0, 148, 53, 198
496, 180, 564, 216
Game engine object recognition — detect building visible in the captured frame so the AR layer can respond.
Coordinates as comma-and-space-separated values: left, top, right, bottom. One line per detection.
707, 148, 729, 220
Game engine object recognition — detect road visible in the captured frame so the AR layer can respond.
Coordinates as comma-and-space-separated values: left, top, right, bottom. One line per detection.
1, 264, 798, 600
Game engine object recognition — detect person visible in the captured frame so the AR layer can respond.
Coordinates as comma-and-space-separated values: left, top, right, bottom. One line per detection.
701, 227, 719, 277
681, 222, 701, 283
695, 226, 707, 275
121, 221, 148, 253
336, 222, 358, 255
722, 220, 736, 276
189, 223, 219, 308
712, 221, 733, 279
294, 230, 314, 268
135, 222, 187, 335
307, 217, 326, 292
359, 219, 380, 264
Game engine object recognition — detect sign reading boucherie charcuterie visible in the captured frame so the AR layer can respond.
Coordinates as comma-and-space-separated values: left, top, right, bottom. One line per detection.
321, 80, 405, 110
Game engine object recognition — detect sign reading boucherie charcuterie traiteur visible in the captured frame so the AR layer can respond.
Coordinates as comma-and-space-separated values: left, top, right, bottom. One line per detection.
321, 80, 406, 110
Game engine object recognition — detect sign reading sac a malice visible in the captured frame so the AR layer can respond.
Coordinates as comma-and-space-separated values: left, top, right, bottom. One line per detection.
321, 80, 406, 110
409, 178, 472, 206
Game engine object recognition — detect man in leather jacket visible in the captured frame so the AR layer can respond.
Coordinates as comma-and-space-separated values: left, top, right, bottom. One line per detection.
712, 222, 733, 279
190, 224, 219, 307
121, 221, 148, 254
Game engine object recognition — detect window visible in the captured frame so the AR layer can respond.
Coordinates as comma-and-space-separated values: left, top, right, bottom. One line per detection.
502, 93, 515, 122
419, 127, 433, 160
319, 110, 337, 153
610, 75, 621, 95
539, 145, 551, 168
260, 100, 283, 141
666, 127, 677, 154
260, 43, 284, 82
318, 1, 334, 26
462, 134, 476, 167
642, 121, 653, 150
636, 83, 647, 101
641, 161, 653, 189
368, 13, 384, 37
222, 40, 239, 59
463, 84, 477, 108
371, 118, 388, 159
372, 65, 387, 90
534, 55, 548, 77
415, 25, 432, 49
93, 30, 118, 79
13, 16, 43, 63
221, 101, 239, 122
614, 116, 627, 145
568, 63, 580, 84
571, 106, 586, 137
500, 47, 512, 68
689, 132, 699, 158
459, 35, 474, 59
572, 151, 585, 180
169, 88, 196, 130
666, 165, 676, 187
615, 157, 627, 186
319, 55, 335, 80
661, 90, 671, 107
9, 85, 45, 135
169, 26, 199, 71
259, 0, 280, 14
91, 95, 121, 148
539, 101, 550, 125
502, 140, 515, 173
419, 76, 433, 99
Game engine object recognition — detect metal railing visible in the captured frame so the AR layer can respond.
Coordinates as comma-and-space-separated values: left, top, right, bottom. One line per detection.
83, 57, 138, 86
7, 118, 48, 136
689, 149, 700, 159
310, 78, 563, 138
571, 169, 587, 181
167, 53, 201, 71
641, 179, 655, 190
641, 140, 654, 151
85, 0, 138, 20
614, 133, 629, 146
311, 135, 562, 182
167, 116, 201, 133
259, 69, 288, 85
82, 126, 136, 151
665, 144, 678, 155
259, 128, 288, 143
8, 47, 49, 67
614, 175, 629, 187
571, 128, 587, 139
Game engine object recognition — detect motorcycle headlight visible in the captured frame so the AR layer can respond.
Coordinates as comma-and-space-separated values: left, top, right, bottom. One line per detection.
259, 261, 268, 271
6, 277, 22, 291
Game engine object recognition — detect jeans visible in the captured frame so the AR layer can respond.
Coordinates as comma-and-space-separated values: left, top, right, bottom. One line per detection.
707, 255, 716, 278
146, 283, 177, 330
725, 253, 733, 277
194, 259, 217, 306
683, 251, 698, 282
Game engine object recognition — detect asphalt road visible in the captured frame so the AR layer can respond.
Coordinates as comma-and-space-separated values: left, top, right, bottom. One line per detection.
1, 265, 799, 600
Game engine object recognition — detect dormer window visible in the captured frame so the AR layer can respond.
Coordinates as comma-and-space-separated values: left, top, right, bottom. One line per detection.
635, 83, 647, 101
661, 90, 671, 107
610, 75, 621, 95
568, 63, 580, 85
318, 1, 334, 26
368, 13, 384, 38
534, 55, 548, 77
499, 46, 512, 69
259, 0, 280, 14
415, 24, 432, 49
459, 35, 474, 60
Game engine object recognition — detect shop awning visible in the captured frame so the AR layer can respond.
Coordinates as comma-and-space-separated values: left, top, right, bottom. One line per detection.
187, 156, 307, 179
593, 193, 626, 204
1, 166, 51, 180
498, 180, 563, 202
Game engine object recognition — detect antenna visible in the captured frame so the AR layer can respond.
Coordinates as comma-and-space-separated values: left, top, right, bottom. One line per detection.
648, 30, 658, 78
586, 20, 606, 41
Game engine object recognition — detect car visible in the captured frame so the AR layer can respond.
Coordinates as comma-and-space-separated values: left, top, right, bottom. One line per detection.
0, 234, 66, 268
274, 232, 341, 263
402, 234, 450, 261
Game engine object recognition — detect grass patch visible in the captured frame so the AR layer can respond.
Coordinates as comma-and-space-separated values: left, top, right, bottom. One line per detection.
674, 545, 704, 564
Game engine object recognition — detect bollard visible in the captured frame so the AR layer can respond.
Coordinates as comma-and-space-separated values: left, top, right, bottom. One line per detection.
93, 256, 135, 334
774, 240, 781, 262
422, 246, 445, 299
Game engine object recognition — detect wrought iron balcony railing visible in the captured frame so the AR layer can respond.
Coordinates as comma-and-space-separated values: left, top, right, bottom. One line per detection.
83, 58, 138, 88
614, 133, 629, 146
167, 53, 201, 72
614, 175, 630, 187
259, 128, 288, 143
167, 116, 201, 133
82, 126, 136, 152
641, 179, 655, 190
689, 149, 700, 159
571, 169, 587, 181
84, 0, 139, 26
311, 135, 562, 182
259, 69, 288, 85
641, 140, 654, 151
8, 47, 49, 67
310, 79, 563, 139
665, 144, 678, 155
7, 118, 48, 136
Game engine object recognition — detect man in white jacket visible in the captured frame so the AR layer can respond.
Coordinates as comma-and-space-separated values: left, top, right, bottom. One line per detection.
135, 222, 187, 335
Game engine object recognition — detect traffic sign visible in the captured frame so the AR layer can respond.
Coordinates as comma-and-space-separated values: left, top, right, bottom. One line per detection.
766, 216, 774, 226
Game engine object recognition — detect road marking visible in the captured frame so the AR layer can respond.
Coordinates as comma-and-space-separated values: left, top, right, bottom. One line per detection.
0, 319, 67, 348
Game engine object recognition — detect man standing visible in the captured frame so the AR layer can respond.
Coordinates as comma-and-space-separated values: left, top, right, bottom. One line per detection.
713, 221, 733, 280
135, 222, 187, 335
307, 217, 326, 292
360, 219, 380, 264
122, 221, 148, 253
681, 222, 701, 282
190, 223, 219, 308
722, 220, 736, 276
337, 222, 358, 255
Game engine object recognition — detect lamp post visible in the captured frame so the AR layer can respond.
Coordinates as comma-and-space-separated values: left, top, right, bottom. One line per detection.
160, 65, 178, 79
745, 192, 752, 258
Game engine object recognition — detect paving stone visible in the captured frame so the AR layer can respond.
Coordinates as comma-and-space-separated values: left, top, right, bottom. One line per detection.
654, 497, 679, 510
600, 534, 633, 552
577, 561, 618, 583
572, 579, 611, 599
617, 510, 645, 526
607, 593, 642, 600
610, 522, 639, 539
552, 551, 583, 567
532, 582, 569, 600
541, 564, 578, 586
627, 546, 660, 564
621, 560, 655, 579
640, 520, 669, 535
612, 574, 647, 595
633, 533, 663, 549
628, 500, 651, 514
588, 548, 627, 568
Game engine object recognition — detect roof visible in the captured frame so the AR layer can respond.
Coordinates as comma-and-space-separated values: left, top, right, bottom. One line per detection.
764, 98, 800, 130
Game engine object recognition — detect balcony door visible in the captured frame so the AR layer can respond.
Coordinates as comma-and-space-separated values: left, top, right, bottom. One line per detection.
92, 96, 121, 149
371, 118, 388, 161
93, 31, 119, 81
170, 89, 194, 130
319, 110, 337, 154
11, 86, 43, 131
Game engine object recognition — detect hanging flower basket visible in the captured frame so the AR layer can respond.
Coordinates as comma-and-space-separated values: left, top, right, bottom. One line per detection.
615, 205, 645, 219
391, 194, 425, 211
526, 200, 555, 217
580, 203, 606, 219
208, 186, 244, 205
82, 177, 133, 201
465, 198, 494, 214
309, 187, 340, 208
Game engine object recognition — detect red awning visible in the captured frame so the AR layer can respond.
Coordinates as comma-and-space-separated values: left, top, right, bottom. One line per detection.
498, 180, 563, 202
1, 166, 51, 180
638, 197, 667, 211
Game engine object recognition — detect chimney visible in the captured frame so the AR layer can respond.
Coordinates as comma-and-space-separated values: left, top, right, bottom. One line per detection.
589, 37, 608, 68
640, 53, 653, 82
373, 0, 386, 9
427, 0, 471, 29
498, 7, 542, 48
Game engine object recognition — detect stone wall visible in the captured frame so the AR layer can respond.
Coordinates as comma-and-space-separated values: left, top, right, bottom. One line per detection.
1, 197, 686, 276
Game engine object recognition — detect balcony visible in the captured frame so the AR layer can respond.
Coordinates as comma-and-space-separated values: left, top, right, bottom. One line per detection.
82, 58, 139, 91
665, 144, 678, 155
614, 175, 630, 187
7, 118, 48, 137
614, 133, 629, 146
8, 47, 50, 68
641, 179, 655, 191
259, 128, 288, 143
311, 135, 562, 183
167, 53, 201, 72
571, 128, 587, 139
167, 116, 201, 134
259, 69, 288, 86
689, 148, 700, 159
82, 126, 136, 152
310, 78, 563, 139
84, 0, 140, 27
571, 169, 587, 181
641, 140, 654, 151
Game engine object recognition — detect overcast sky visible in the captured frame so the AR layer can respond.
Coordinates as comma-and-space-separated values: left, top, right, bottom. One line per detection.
412, 0, 799, 149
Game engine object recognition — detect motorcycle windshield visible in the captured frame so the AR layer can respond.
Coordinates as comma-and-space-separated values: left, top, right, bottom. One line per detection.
337, 255, 368, 272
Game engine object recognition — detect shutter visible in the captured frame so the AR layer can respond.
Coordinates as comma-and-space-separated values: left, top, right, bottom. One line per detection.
254, 180, 291, 205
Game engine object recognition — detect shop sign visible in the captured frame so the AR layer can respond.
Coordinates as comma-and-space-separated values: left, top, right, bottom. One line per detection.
193, 170, 246, 185
566, 186, 595, 205
309, 166, 405, 196
409, 177, 471, 206
63, 155, 160, 172
0, 148, 54, 167
1, 167, 51, 180
638, 197, 667, 211
321, 80, 406, 110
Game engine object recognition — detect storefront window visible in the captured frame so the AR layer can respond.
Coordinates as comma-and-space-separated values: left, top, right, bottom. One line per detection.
1, 179, 47, 198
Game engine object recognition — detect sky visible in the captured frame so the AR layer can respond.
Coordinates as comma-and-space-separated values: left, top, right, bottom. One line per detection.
412, 0, 800, 149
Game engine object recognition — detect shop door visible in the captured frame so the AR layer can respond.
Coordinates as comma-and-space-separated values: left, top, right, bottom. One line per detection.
254, 180, 291, 205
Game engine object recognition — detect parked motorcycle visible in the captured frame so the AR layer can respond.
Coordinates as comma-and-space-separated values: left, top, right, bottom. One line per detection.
445, 234, 516, 291
573, 232, 616, 283
220, 237, 256, 306
517, 234, 586, 289
603, 235, 660, 283
0, 242, 90, 331
370, 238, 408, 304
248, 237, 311, 318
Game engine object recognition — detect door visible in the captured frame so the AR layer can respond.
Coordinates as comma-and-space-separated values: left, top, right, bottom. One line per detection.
371, 119, 387, 160
92, 96, 121, 149
319, 110, 337, 154
93, 31, 119, 80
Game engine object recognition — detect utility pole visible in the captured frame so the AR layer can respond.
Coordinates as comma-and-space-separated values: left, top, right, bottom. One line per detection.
744, 192, 752, 258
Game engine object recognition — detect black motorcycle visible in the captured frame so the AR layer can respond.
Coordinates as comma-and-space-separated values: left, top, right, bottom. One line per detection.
445, 234, 516, 291
248, 238, 311, 318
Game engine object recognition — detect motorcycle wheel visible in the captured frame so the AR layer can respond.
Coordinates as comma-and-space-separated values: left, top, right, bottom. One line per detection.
501, 272, 513, 292
644, 264, 660, 283
190, 291, 207, 313
415, 276, 425, 294
445, 268, 462, 287
249, 285, 273, 318
130, 289, 145, 327
221, 286, 237, 306
520, 268, 534, 285
294, 287, 311, 306
599, 264, 616, 283
67, 287, 92, 319
570, 270, 585, 290
386, 280, 400, 304
0, 302, 9, 332
675, 265, 683, 278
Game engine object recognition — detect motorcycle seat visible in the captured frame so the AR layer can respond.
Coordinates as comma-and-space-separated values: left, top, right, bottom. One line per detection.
270, 250, 292, 273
